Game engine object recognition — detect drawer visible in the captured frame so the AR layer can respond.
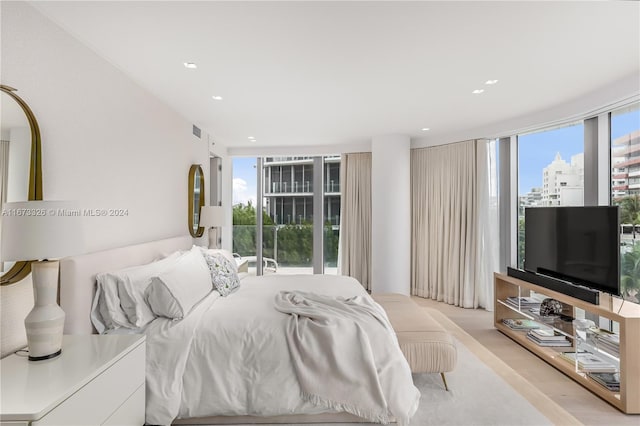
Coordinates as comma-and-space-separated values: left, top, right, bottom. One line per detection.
103, 384, 145, 426
33, 343, 145, 425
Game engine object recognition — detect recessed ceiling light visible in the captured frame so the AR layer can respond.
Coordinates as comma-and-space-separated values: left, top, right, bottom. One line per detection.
485, 79, 499, 85
212, 95, 223, 101
248, 136, 256, 140
421, 128, 430, 131
472, 89, 485, 94
183, 62, 197, 69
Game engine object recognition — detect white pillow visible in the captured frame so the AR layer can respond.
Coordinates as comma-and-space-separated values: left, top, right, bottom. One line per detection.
91, 273, 135, 333
199, 247, 237, 267
108, 250, 184, 328
147, 248, 213, 319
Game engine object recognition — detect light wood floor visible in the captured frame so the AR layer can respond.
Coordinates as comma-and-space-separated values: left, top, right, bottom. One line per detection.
413, 297, 639, 426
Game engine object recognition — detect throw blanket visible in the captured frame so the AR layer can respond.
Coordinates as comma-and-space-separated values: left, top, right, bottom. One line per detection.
274, 291, 421, 425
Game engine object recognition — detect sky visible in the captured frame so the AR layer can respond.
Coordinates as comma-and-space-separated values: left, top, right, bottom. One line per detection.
518, 124, 584, 195
518, 107, 640, 195
232, 107, 640, 201
232, 157, 257, 206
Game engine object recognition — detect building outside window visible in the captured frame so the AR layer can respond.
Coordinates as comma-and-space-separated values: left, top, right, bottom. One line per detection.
233, 156, 341, 275
517, 123, 584, 269
611, 103, 640, 304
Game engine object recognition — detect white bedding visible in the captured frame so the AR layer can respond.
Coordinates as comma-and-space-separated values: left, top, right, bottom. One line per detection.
144, 274, 415, 425
274, 291, 420, 425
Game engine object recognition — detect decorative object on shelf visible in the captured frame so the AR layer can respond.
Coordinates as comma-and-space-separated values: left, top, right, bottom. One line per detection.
540, 298, 563, 316
199, 205, 224, 249
1, 200, 84, 361
188, 164, 205, 238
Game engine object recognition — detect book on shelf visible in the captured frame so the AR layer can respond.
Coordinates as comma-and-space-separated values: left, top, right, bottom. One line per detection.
526, 331, 572, 347
506, 296, 541, 308
502, 318, 541, 330
529, 327, 569, 340
559, 351, 618, 372
588, 329, 620, 357
587, 372, 620, 392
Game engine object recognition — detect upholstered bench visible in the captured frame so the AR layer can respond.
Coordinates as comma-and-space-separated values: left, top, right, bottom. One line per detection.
372, 293, 457, 390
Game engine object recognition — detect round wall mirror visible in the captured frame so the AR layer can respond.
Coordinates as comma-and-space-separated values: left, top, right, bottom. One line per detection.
0, 85, 43, 285
188, 164, 205, 238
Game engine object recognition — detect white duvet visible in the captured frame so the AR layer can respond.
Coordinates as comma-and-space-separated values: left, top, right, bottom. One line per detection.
144, 274, 417, 425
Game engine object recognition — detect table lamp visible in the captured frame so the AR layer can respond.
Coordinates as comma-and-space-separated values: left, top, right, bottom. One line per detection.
1, 200, 84, 361
199, 205, 225, 249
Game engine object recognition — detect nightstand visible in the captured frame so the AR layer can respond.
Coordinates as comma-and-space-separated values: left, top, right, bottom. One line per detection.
0, 334, 145, 425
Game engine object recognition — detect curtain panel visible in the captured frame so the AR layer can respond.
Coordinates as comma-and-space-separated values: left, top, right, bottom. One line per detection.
338, 152, 372, 291
411, 140, 497, 309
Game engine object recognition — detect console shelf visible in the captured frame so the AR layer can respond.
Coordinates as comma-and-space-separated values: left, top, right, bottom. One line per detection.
494, 272, 640, 413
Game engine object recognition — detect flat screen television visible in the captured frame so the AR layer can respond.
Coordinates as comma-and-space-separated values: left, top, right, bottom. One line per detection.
524, 206, 620, 296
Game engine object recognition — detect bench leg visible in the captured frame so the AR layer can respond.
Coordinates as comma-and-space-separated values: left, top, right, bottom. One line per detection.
440, 373, 449, 391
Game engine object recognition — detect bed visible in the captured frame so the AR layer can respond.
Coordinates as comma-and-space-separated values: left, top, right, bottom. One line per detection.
59, 236, 419, 425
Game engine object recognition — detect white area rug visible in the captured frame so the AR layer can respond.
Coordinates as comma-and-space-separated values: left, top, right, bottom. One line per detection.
298, 336, 555, 426
180, 310, 579, 426
223, 335, 558, 426
406, 338, 553, 426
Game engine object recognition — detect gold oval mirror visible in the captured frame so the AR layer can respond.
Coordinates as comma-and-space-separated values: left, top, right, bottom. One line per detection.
0, 85, 43, 285
188, 164, 205, 238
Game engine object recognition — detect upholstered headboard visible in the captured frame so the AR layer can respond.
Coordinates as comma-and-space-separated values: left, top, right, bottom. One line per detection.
59, 235, 193, 334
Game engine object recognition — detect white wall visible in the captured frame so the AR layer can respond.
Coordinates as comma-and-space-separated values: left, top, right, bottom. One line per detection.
207, 136, 234, 251
6, 127, 30, 202
1, 1, 210, 253
371, 135, 410, 294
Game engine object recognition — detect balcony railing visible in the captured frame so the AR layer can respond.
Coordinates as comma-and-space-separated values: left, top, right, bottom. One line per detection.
264, 181, 341, 194
325, 182, 340, 193
267, 181, 313, 194
232, 224, 339, 268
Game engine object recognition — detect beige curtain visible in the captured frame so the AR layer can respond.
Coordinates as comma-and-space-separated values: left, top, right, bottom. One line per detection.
411, 140, 497, 309
338, 152, 372, 291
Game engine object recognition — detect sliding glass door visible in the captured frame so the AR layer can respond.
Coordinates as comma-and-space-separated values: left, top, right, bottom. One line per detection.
233, 155, 340, 275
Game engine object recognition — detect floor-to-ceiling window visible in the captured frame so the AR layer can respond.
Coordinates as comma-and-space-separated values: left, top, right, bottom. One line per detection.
233, 155, 341, 275
517, 122, 585, 269
611, 103, 640, 304
503, 103, 640, 306
231, 157, 258, 261
263, 157, 314, 274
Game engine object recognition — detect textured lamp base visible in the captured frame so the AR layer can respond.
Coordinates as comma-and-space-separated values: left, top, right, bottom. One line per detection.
208, 227, 221, 249
25, 260, 65, 362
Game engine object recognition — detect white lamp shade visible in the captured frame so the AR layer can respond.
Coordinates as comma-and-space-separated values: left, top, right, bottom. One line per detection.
199, 206, 225, 228
1, 200, 85, 261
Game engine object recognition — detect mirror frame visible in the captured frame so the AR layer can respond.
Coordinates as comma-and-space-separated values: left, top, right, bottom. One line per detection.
0, 85, 43, 285
188, 164, 205, 238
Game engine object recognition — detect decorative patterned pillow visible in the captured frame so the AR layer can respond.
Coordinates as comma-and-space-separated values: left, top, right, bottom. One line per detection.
203, 253, 240, 296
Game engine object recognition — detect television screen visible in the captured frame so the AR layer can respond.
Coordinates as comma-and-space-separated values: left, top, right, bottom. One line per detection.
524, 206, 620, 296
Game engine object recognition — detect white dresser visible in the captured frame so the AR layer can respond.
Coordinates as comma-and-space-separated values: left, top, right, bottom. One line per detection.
0, 334, 145, 426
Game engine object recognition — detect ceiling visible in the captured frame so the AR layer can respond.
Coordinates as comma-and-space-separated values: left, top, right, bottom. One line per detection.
31, 1, 640, 151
